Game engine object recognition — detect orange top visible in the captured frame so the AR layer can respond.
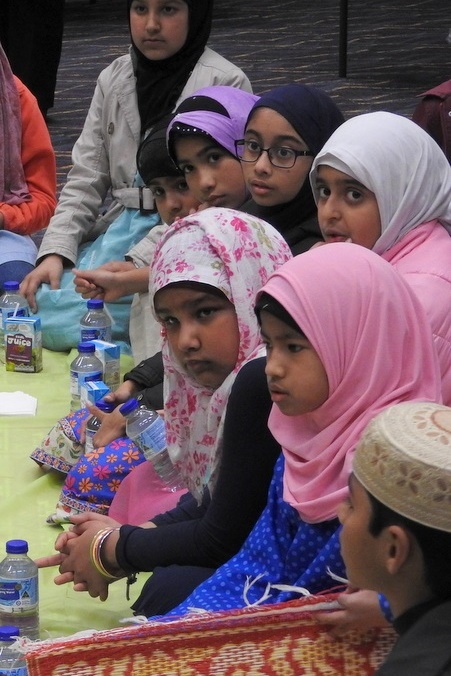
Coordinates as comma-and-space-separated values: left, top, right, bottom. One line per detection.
0, 76, 57, 235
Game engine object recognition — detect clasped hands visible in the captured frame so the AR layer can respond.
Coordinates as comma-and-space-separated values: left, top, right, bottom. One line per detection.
36, 513, 123, 602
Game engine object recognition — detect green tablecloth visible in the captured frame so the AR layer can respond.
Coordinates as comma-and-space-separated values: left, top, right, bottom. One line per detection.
0, 348, 150, 639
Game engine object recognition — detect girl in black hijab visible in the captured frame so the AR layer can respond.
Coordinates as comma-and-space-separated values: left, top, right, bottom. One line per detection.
236, 84, 344, 254
128, 0, 213, 132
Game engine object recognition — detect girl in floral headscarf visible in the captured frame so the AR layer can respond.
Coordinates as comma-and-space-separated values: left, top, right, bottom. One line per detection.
43, 207, 291, 616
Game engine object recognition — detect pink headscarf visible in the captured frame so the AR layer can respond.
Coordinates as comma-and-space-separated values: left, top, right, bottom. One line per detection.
259, 243, 442, 523
0, 44, 31, 204
150, 207, 292, 502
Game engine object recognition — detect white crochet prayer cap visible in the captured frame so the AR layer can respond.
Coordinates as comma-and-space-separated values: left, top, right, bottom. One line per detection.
353, 402, 451, 532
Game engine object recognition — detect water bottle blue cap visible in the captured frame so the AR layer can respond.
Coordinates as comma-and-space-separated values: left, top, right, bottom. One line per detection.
87, 299, 104, 310
97, 399, 115, 413
119, 398, 139, 416
77, 341, 96, 353
0, 626, 20, 641
2, 281, 20, 291
5, 539, 28, 554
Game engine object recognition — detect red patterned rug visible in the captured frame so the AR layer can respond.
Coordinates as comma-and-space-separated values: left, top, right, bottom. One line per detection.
25, 593, 396, 675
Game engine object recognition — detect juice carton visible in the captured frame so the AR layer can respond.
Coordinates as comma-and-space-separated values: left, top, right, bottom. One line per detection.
81, 380, 110, 407
4, 316, 43, 373
91, 339, 120, 391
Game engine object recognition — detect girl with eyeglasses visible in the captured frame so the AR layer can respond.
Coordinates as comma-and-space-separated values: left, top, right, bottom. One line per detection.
236, 84, 344, 254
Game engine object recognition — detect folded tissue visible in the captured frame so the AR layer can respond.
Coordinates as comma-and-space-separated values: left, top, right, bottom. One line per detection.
0, 391, 38, 415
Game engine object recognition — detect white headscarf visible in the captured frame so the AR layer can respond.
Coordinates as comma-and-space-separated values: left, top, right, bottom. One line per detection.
310, 111, 451, 254
150, 207, 292, 502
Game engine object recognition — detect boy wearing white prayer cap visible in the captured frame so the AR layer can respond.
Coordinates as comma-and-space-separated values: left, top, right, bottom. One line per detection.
339, 401, 451, 676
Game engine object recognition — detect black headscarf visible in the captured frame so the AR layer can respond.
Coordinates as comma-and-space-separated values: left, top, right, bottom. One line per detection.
127, 0, 213, 133
254, 292, 302, 334
136, 114, 181, 184
242, 84, 344, 254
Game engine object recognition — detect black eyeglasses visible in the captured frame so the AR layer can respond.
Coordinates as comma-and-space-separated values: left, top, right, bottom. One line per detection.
235, 139, 313, 169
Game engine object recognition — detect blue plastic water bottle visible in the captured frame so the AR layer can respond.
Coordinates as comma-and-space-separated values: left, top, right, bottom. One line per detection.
80, 299, 112, 343
0, 540, 39, 642
70, 342, 103, 412
0, 625, 27, 674
120, 398, 183, 491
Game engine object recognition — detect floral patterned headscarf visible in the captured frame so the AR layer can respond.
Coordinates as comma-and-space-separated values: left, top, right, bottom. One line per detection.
150, 207, 292, 502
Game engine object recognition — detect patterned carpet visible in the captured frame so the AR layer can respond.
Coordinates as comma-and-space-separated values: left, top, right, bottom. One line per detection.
49, 0, 450, 191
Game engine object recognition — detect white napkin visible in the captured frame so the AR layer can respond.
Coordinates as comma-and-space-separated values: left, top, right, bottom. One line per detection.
0, 391, 38, 416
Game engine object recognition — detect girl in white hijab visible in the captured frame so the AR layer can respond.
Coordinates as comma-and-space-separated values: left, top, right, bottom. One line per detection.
310, 111, 451, 404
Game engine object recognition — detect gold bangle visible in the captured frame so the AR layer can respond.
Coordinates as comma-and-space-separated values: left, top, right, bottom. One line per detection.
90, 528, 122, 580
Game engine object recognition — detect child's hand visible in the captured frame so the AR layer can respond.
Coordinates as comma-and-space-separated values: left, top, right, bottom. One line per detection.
91, 381, 140, 446
72, 263, 134, 301
103, 380, 139, 406
315, 588, 389, 638
79, 402, 112, 444
55, 514, 122, 600
20, 255, 64, 312
92, 406, 127, 447
73, 263, 147, 300
67, 512, 120, 535
72, 274, 103, 300
35, 552, 66, 569
73, 267, 117, 301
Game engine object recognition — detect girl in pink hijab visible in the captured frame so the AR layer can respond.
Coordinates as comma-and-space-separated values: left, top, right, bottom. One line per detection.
160, 242, 441, 619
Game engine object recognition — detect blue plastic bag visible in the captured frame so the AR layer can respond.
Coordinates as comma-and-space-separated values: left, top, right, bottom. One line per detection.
36, 207, 159, 352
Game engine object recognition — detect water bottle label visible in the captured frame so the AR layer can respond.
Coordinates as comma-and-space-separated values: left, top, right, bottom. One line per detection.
80, 328, 98, 342
0, 576, 38, 613
70, 369, 103, 395
80, 327, 111, 342
133, 418, 167, 459
0, 667, 28, 675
